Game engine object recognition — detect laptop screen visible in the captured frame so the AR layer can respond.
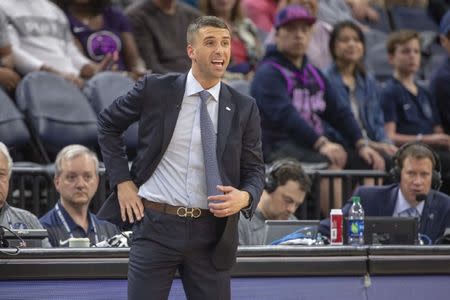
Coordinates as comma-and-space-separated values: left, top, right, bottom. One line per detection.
263, 220, 319, 245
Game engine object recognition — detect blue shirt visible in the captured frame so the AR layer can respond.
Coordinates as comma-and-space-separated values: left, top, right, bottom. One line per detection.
430, 57, 450, 134
381, 77, 441, 135
39, 201, 120, 247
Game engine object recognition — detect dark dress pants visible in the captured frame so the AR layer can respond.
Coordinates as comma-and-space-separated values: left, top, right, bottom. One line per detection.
128, 207, 231, 300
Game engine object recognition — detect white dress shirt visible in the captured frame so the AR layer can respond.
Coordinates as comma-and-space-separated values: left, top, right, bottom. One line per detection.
138, 69, 221, 209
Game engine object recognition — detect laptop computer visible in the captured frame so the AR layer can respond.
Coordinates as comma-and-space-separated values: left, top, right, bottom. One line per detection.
263, 220, 320, 245
343, 216, 419, 245
2, 228, 48, 247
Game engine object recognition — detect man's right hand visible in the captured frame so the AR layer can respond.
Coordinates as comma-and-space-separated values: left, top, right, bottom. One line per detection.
319, 141, 347, 168
117, 180, 144, 223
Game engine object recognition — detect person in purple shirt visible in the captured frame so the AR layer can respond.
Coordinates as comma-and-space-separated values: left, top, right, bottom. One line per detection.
55, 0, 146, 80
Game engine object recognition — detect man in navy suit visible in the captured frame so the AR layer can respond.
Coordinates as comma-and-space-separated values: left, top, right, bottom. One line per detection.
320, 142, 450, 244
97, 16, 265, 299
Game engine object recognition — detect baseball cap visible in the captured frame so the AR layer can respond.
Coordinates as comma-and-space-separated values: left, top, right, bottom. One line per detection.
440, 10, 450, 36
274, 4, 316, 30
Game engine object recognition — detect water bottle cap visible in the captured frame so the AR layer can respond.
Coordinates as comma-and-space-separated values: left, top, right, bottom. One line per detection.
352, 196, 361, 204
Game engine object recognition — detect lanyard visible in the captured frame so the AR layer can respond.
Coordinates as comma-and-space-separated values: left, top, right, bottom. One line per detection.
55, 203, 99, 245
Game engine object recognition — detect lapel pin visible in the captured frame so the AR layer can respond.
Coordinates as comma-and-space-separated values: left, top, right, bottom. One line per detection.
226, 106, 231, 111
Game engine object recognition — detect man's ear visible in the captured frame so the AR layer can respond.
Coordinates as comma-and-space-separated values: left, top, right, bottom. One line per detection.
54, 176, 61, 193
187, 44, 195, 60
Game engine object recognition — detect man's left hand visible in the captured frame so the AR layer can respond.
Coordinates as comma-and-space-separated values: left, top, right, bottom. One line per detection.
359, 146, 385, 171
207, 186, 250, 218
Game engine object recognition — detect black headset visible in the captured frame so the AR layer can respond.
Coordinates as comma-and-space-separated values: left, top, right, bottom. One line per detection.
265, 159, 303, 193
389, 142, 442, 190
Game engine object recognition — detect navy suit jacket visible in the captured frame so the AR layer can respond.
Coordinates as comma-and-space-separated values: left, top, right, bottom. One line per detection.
319, 184, 450, 243
97, 72, 265, 270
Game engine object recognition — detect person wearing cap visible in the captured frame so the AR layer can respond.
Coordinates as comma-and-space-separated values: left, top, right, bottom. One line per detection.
430, 10, 450, 135
251, 4, 384, 214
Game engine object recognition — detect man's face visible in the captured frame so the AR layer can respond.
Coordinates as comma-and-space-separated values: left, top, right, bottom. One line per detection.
276, 20, 313, 62
0, 153, 10, 208
187, 26, 231, 86
267, 180, 306, 220
389, 38, 421, 76
54, 154, 99, 209
400, 156, 433, 205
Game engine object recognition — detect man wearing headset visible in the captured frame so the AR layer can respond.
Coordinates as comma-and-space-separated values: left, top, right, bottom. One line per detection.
238, 159, 312, 245
320, 142, 450, 244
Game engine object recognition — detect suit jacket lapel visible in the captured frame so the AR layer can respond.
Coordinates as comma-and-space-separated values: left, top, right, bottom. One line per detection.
420, 191, 437, 233
161, 74, 186, 152
217, 84, 234, 160
383, 185, 399, 216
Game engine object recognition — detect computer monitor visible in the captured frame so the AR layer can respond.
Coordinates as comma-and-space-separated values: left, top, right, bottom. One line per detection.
344, 216, 419, 245
2, 228, 48, 248
263, 220, 319, 245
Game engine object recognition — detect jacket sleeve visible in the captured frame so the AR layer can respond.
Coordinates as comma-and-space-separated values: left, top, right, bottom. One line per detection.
251, 63, 321, 148
322, 76, 363, 146
97, 75, 147, 189
239, 98, 265, 217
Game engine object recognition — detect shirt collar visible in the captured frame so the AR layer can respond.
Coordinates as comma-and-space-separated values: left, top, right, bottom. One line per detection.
395, 188, 424, 216
57, 201, 95, 233
185, 69, 221, 102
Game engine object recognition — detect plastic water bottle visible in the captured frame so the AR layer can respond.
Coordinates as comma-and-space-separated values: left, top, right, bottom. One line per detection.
348, 196, 364, 245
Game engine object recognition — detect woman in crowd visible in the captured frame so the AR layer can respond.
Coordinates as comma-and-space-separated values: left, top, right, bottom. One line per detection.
199, 0, 263, 81
325, 20, 397, 162
55, 0, 146, 80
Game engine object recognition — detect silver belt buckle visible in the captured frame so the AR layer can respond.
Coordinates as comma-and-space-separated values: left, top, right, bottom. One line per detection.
176, 207, 202, 218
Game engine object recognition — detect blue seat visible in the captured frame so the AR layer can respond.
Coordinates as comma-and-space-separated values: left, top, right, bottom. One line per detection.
361, 5, 392, 33
390, 6, 438, 31
83, 72, 138, 154
0, 89, 30, 155
15, 71, 98, 160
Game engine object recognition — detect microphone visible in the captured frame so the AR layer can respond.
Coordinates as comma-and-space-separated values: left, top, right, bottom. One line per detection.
416, 194, 427, 202
0, 226, 9, 248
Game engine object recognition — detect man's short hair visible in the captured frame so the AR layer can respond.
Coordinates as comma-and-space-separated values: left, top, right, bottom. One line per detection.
396, 143, 436, 170
186, 15, 230, 45
54, 144, 99, 177
266, 159, 312, 194
0, 142, 13, 177
386, 30, 421, 55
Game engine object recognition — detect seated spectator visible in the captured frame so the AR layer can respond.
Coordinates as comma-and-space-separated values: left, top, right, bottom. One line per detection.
319, 142, 450, 244
430, 11, 450, 134
318, 0, 379, 26
55, 0, 146, 81
381, 29, 450, 194
0, 142, 50, 248
0, 10, 20, 94
199, 0, 263, 81
241, 0, 279, 34
0, 0, 111, 88
40, 145, 120, 247
125, 0, 201, 74
265, 0, 333, 70
251, 4, 385, 214
325, 21, 397, 163
239, 159, 311, 245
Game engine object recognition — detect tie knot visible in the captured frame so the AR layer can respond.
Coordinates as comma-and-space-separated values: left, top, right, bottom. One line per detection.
199, 90, 211, 103
401, 207, 419, 218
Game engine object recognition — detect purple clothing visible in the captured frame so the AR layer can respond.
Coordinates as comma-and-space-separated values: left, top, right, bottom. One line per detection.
67, 6, 131, 71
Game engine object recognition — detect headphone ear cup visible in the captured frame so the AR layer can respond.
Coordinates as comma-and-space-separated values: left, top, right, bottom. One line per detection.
265, 173, 276, 193
389, 166, 401, 183
432, 170, 442, 191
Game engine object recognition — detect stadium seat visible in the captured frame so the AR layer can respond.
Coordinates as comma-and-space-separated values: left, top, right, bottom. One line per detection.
0, 89, 31, 156
390, 6, 439, 31
15, 71, 98, 161
83, 72, 138, 156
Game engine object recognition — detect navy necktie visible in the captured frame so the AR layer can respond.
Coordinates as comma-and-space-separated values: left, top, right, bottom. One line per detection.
199, 90, 222, 197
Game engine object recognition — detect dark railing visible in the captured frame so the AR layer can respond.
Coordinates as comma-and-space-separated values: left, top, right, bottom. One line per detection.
7, 165, 388, 219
